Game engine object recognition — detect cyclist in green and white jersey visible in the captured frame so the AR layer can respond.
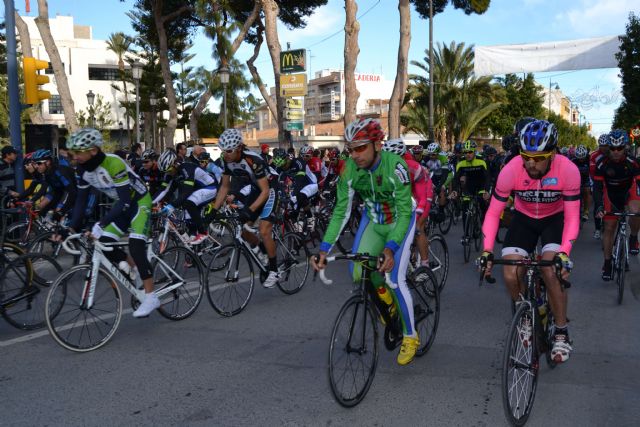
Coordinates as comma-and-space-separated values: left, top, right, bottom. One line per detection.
65, 128, 157, 318
311, 118, 419, 366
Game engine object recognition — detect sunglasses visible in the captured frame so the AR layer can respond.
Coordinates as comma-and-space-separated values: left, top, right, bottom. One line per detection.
520, 151, 553, 162
463, 150, 474, 154
223, 148, 237, 154
35, 160, 48, 165
142, 160, 152, 163
346, 143, 370, 154
610, 146, 625, 152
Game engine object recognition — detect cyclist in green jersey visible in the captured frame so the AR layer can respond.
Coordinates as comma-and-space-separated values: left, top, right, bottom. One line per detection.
65, 128, 157, 318
311, 118, 419, 366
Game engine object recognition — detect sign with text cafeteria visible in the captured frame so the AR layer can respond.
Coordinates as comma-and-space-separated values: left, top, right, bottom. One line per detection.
280, 49, 306, 73
279, 73, 307, 97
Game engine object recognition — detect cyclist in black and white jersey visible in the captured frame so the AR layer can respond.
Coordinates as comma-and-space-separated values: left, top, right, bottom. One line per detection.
210, 129, 281, 289
153, 148, 218, 245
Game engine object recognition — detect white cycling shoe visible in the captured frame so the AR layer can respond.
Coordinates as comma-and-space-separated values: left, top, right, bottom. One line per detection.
133, 293, 161, 318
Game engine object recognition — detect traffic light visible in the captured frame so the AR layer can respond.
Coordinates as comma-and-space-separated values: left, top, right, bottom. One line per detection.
23, 57, 51, 104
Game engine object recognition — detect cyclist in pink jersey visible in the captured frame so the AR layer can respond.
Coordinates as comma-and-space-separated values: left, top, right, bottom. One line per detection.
383, 140, 433, 266
480, 119, 580, 363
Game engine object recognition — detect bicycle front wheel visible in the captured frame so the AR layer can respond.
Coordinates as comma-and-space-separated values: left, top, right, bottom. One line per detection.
615, 236, 626, 305
153, 246, 204, 320
46, 265, 123, 352
409, 267, 440, 356
463, 216, 472, 263
206, 244, 255, 317
438, 206, 453, 234
502, 302, 539, 426
0, 253, 62, 330
328, 295, 378, 408
428, 234, 449, 292
276, 232, 310, 295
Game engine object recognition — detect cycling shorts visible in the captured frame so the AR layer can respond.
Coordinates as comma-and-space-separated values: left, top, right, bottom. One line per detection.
238, 187, 279, 224
187, 187, 218, 207
502, 211, 563, 257
603, 182, 640, 221
103, 193, 152, 241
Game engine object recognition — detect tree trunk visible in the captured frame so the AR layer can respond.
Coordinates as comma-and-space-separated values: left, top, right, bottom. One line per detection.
189, 89, 211, 141
246, 22, 278, 122
14, 12, 44, 125
152, 0, 179, 149
260, 0, 285, 145
35, 0, 77, 132
189, 2, 260, 139
343, 0, 360, 127
388, 0, 411, 139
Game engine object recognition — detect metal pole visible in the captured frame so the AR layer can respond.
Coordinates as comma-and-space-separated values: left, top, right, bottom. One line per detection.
223, 85, 228, 129
428, 0, 434, 142
152, 108, 157, 150
135, 80, 141, 148
5, 0, 24, 192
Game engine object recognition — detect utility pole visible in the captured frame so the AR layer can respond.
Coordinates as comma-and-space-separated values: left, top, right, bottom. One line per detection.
5, 0, 25, 192
428, 0, 434, 142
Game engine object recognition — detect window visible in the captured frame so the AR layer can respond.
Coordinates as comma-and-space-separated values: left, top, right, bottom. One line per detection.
48, 95, 63, 115
88, 66, 119, 81
45, 62, 64, 75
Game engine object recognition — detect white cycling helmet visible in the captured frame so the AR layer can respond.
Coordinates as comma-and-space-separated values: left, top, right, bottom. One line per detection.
299, 144, 313, 156
426, 142, 440, 154
597, 133, 609, 146
157, 149, 178, 172
67, 128, 103, 151
382, 138, 406, 156
344, 118, 385, 144
575, 145, 588, 159
218, 128, 243, 151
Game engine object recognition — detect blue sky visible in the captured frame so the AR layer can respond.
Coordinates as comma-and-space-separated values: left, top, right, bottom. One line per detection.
6, 0, 638, 135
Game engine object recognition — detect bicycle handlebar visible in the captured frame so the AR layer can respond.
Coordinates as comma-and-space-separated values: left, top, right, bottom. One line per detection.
477, 257, 571, 290
62, 233, 84, 255
603, 211, 640, 217
314, 253, 388, 287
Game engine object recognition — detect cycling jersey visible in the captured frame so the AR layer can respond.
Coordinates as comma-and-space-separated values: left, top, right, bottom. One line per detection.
153, 161, 217, 206
589, 149, 607, 178
41, 164, 78, 216
592, 155, 640, 216
223, 149, 268, 193
15, 171, 46, 203
403, 152, 432, 216
139, 163, 162, 196
321, 151, 413, 254
482, 154, 581, 255
455, 157, 490, 194
572, 158, 590, 188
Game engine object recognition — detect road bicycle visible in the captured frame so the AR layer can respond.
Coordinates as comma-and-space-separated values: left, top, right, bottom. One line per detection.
0, 207, 62, 330
204, 211, 310, 317
479, 257, 570, 426
460, 194, 483, 262
45, 233, 204, 352
605, 211, 640, 304
320, 253, 440, 407
410, 219, 449, 292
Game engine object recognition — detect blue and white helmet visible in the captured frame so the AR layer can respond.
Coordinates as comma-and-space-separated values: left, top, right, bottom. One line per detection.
218, 128, 243, 151
597, 133, 610, 146
382, 138, 406, 156
32, 149, 53, 161
608, 129, 629, 147
575, 145, 588, 159
519, 120, 558, 152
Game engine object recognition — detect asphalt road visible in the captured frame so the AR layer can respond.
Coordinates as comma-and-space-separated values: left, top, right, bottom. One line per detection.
1, 221, 639, 426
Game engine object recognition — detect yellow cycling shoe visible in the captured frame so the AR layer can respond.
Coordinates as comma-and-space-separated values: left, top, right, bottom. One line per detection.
397, 335, 420, 366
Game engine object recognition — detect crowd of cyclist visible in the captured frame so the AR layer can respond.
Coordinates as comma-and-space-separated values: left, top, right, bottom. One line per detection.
2, 114, 636, 366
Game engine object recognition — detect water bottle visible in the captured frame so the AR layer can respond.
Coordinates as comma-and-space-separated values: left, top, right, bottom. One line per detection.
537, 297, 548, 329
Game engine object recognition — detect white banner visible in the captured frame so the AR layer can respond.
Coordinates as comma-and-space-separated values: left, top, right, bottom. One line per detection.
474, 36, 620, 77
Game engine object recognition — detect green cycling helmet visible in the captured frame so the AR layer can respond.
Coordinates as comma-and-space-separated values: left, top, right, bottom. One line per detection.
462, 140, 476, 152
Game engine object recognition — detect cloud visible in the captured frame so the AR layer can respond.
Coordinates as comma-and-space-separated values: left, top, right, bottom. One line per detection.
277, 6, 342, 41
557, 0, 636, 36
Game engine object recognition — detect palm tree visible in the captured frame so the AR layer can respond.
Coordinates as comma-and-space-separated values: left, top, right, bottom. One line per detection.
404, 41, 500, 148
106, 32, 133, 143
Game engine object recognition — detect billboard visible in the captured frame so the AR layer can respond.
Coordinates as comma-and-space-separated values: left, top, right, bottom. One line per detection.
280, 49, 306, 73
279, 73, 308, 97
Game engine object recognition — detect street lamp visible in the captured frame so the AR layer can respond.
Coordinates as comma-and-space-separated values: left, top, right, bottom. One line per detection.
86, 90, 95, 127
219, 65, 230, 129
132, 60, 143, 149
119, 121, 123, 147
149, 94, 157, 150
548, 80, 559, 117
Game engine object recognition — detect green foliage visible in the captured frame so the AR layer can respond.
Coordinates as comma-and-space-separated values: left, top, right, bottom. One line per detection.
481, 73, 545, 137
404, 41, 500, 145
548, 111, 596, 149
613, 12, 640, 131
411, 0, 490, 19
76, 94, 115, 131
197, 110, 223, 138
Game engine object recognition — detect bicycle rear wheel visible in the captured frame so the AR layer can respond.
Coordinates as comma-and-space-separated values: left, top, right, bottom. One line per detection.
502, 302, 539, 426
328, 295, 378, 408
206, 244, 255, 317
473, 215, 482, 252
438, 205, 453, 235
0, 253, 62, 330
46, 265, 123, 352
463, 216, 472, 263
28, 231, 81, 271
153, 246, 204, 320
409, 267, 440, 356
428, 234, 449, 292
276, 232, 310, 295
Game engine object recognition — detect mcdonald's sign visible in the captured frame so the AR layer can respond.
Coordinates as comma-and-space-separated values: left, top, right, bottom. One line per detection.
280, 49, 306, 73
